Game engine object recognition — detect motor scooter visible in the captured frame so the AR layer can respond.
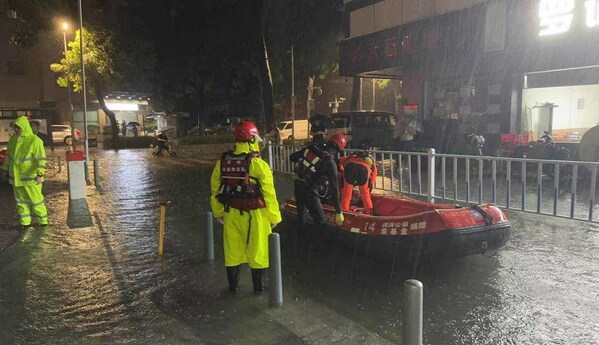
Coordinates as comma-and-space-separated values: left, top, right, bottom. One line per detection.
151, 140, 177, 157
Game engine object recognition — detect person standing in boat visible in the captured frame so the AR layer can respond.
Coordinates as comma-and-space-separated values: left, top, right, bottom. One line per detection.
339, 151, 378, 215
290, 115, 345, 252
210, 121, 282, 294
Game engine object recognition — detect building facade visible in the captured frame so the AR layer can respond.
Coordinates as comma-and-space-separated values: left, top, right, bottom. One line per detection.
0, 8, 76, 125
340, 0, 599, 153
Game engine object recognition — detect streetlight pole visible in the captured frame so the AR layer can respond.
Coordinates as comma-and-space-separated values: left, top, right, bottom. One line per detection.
62, 23, 74, 134
78, 0, 90, 173
290, 45, 295, 141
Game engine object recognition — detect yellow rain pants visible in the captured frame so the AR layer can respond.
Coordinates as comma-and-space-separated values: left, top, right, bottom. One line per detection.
14, 184, 48, 226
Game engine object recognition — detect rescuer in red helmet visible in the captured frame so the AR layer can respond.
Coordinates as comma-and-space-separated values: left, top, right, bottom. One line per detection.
210, 121, 281, 294
289, 115, 346, 254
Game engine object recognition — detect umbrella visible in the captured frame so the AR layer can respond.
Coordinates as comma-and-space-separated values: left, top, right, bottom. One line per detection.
126, 122, 141, 128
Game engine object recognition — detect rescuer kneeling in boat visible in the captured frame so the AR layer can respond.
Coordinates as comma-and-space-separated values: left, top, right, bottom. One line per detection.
290, 115, 345, 253
210, 121, 281, 294
339, 151, 378, 215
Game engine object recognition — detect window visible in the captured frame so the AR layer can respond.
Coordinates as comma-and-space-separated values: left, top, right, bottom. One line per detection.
7, 58, 24, 75
353, 116, 370, 127
52, 126, 70, 132
485, 1, 506, 52
332, 116, 350, 128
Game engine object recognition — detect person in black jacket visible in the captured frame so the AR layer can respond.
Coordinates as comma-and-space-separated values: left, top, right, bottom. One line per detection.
290, 115, 345, 253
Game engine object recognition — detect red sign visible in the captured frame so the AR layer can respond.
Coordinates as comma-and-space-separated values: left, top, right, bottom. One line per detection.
500, 134, 530, 144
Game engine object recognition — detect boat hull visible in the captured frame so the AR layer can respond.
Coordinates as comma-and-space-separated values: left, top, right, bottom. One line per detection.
283, 195, 511, 259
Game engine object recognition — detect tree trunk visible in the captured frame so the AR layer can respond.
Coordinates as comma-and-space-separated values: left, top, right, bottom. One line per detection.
256, 36, 275, 128
190, 81, 205, 136
250, 0, 274, 130
95, 88, 119, 149
350, 77, 362, 111
393, 85, 402, 113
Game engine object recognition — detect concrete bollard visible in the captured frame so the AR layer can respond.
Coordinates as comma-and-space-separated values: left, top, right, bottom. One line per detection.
267, 140, 273, 168
93, 159, 100, 188
158, 202, 170, 256
67, 151, 86, 200
205, 211, 214, 261
403, 279, 423, 345
268, 232, 283, 308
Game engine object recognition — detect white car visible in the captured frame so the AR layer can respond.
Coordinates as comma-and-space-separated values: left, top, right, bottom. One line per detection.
51, 125, 81, 145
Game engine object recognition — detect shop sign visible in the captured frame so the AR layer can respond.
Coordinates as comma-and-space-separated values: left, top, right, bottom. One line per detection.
587, 0, 599, 27
539, 0, 599, 36
340, 30, 400, 76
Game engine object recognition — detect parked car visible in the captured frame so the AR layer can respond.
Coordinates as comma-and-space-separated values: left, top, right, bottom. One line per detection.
51, 125, 81, 145
328, 113, 352, 143
276, 119, 310, 140
328, 111, 397, 149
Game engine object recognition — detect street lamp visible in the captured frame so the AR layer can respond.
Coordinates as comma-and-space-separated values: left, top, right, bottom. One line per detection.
78, 0, 90, 177
61, 21, 75, 138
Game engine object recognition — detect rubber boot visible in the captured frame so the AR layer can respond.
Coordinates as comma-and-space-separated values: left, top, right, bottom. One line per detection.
226, 266, 241, 293
251, 268, 266, 295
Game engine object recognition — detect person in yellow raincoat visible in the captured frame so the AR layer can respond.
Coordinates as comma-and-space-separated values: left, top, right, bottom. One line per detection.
210, 121, 281, 294
1, 116, 48, 229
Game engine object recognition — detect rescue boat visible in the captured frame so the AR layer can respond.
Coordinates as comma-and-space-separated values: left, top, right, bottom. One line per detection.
283, 195, 511, 259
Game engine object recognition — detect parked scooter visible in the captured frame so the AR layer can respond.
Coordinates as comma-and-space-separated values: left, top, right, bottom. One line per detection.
511, 130, 570, 178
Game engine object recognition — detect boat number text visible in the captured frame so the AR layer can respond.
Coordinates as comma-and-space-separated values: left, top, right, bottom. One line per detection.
364, 221, 427, 235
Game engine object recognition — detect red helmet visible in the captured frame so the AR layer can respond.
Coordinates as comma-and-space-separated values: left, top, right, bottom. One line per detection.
328, 134, 347, 151
233, 121, 262, 142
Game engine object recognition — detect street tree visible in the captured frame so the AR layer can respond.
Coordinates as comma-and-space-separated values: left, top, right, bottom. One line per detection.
50, 27, 126, 143
264, 0, 344, 116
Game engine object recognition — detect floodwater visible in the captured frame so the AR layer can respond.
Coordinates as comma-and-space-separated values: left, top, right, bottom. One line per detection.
0, 148, 598, 344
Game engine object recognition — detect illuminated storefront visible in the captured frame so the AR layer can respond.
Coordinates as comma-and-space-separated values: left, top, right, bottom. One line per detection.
340, 0, 599, 153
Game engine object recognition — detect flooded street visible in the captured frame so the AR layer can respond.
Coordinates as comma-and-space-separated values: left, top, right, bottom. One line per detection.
1, 148, 598, 344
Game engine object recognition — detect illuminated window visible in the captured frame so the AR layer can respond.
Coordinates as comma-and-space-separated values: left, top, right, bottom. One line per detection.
587, 0, 599, 28
538, 0, 575, 36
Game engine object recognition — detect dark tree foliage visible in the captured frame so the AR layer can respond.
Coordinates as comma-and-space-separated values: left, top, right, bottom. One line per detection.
118, 0, 343, 126
25, 0, 345, 128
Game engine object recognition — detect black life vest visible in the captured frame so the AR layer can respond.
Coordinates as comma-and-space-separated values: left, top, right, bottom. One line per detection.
217, 151, 266, 211
342, 154, 373, 186
296, 144, 331, 183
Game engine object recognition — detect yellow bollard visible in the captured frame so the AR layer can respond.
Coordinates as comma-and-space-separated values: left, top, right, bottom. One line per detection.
158, 201, 170, 256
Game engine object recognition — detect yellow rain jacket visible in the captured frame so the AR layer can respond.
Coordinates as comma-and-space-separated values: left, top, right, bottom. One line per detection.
2, 116, 46, 186
210, 141, 281, 269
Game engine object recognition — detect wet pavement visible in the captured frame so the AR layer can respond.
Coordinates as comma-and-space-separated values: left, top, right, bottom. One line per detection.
0, 146, 598, 344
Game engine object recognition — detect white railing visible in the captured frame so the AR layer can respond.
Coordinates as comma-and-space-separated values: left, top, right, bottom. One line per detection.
267, 143, 599, 223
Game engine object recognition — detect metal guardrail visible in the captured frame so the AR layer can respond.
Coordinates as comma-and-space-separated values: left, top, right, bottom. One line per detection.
267, 143, 599, 223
